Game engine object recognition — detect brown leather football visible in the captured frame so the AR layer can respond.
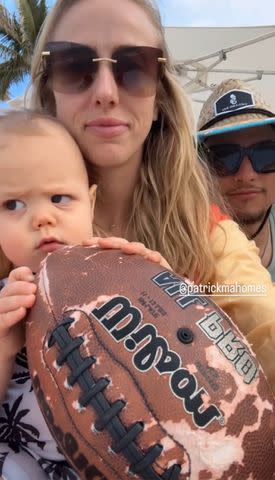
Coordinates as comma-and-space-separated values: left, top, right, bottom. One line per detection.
26, 245, 275, 480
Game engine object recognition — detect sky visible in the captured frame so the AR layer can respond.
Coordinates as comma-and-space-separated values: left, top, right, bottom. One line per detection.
1, 0, 275, 107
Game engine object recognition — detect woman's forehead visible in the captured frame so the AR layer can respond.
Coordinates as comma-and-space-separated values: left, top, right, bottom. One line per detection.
51, 0, 160, 49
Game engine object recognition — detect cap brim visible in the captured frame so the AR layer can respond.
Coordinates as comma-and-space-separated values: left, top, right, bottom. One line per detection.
197, 117, 275, 142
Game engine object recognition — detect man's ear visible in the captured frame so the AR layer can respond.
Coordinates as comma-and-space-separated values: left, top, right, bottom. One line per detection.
89, 184, 97, 225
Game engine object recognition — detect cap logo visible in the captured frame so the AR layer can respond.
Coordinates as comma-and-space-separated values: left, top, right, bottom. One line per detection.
214, 89, 255, 117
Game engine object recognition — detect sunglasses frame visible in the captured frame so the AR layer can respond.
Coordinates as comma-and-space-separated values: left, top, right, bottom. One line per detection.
201, 141, 275, 176
41, 41, 167, 97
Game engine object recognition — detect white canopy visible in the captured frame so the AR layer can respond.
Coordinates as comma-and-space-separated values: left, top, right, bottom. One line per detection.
165, 25, 275, 121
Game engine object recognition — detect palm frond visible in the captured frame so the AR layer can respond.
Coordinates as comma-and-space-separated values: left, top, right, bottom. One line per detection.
16, 0, 48, 46
0, 4, 22, 45
0, 57, 28, 100
27, 0, 48, 34
0, 43, 15, 60
0, 0, 48, 99
16, 0, 35, 45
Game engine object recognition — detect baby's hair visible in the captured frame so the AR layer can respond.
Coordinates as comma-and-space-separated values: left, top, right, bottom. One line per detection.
0, 108, 68, 137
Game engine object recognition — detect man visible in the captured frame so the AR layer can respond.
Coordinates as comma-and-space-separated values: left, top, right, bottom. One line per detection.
197, 79, 275, 281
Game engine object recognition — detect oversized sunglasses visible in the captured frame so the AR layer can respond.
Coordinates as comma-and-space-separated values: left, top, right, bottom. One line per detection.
200, 141, 275, 176
41, 41, 166, 97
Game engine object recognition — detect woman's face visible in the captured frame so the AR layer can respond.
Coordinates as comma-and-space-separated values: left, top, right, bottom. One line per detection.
50, 0, 160, 172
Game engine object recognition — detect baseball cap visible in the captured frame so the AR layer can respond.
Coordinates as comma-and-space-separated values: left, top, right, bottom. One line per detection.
197, 78, 275, 141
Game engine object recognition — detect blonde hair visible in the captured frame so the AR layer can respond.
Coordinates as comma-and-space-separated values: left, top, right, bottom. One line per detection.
29, 0, 220, 283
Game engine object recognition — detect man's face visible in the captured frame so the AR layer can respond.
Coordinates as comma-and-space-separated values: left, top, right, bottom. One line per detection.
206, 125, 275, 226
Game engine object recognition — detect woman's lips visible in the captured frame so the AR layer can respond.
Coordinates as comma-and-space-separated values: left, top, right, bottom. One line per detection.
85, 119, 129, 137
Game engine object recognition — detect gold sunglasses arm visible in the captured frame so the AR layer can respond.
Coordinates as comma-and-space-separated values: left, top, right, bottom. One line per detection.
158, 57, 166, 64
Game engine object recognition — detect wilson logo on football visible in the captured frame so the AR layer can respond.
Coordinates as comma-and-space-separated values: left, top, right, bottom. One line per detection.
91, 296, 224, 428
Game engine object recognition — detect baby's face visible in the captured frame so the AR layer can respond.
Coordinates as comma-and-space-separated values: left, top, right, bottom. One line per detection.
0, 120, 95, 272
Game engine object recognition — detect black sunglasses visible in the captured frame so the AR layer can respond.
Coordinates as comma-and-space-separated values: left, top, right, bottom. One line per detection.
200, 141, 275, 176
41, 41, 166, 97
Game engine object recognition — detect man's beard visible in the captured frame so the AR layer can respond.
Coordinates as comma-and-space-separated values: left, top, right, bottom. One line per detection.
232, 209, 267, 226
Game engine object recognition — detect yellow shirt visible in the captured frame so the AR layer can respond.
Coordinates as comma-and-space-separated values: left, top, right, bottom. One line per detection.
210, 216, 275, 394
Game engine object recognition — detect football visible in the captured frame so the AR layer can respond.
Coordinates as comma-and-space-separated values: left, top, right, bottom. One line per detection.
26, 245, 275, 480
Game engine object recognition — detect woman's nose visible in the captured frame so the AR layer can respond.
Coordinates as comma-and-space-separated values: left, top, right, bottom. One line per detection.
90, 61, 120, 107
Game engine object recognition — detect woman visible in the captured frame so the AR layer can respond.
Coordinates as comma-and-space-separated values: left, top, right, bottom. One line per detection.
30, 0, 216, 281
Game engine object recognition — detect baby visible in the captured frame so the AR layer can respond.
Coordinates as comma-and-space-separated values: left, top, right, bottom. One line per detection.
0, 110, 169, 480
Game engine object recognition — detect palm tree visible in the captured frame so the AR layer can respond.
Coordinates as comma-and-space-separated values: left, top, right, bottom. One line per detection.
0, 0, 48, 100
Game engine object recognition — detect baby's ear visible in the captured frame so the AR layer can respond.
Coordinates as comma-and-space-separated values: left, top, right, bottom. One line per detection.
89, 184, 97, 223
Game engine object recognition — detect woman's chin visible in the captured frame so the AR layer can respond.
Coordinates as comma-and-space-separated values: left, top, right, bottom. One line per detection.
84, 145, 141, 171
92, 154, 124, 169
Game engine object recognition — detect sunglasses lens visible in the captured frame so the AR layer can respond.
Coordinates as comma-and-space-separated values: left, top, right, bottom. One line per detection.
44, 42, 97, 93
205, 146, 241, 176
43, 43, 164, 97
252, 143, 275, 173
203, 141, 275, 176
114, 47, 162, 97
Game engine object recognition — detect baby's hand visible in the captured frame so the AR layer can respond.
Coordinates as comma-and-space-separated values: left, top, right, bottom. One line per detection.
83, 237, 171, 270
0, 267, 36, 359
